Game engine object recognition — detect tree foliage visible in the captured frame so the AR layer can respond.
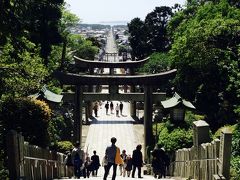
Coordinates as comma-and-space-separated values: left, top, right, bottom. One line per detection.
145, 6, 173, 53
169, 0, 240, 128
139, 52, 171, 74
0, 0, 64, 65
73, 35, 99, 60
128, 18, 149, 59
0, 37, 48, 97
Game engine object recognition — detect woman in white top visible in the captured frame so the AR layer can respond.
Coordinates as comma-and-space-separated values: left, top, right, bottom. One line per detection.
115, 103, 120, 117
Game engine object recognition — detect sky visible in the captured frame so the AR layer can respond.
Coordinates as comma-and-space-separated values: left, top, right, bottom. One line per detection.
65, 0, 186, 24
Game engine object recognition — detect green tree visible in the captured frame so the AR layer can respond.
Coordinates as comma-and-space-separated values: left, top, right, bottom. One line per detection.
59, 7, 80, 70
145, 6, 173, 53
0, 37, 48, 98
128, 18, 149, 59
0, 0, 64, 65
139, 52, 171, 74
72, 35, 99, 60
169, 0, 240, 128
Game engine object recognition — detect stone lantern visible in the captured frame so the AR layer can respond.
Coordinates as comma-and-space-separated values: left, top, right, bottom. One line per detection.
161, 92, 195, 121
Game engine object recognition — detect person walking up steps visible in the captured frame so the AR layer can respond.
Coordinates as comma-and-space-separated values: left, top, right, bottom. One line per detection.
105, 101, 109, 115
115, 103, 120, 117
119, 102, 123, 115
103, 137, 123, 180
93, 102, 99, 117
110, 101, 114, 114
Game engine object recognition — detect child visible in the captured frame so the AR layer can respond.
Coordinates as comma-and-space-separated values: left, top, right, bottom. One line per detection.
125, 155, 133, 177
84, 156, 92, 178
102, 155, 108, 172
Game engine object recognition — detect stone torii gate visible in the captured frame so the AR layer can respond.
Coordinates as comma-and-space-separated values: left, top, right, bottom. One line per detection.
55, 57, 177, 152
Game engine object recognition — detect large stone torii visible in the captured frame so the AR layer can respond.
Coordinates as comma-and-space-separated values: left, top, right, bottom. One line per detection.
55, 66, 177, 153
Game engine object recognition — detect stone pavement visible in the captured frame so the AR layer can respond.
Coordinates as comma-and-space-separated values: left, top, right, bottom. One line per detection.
105, 28, 118, 54
83, 101, 142, 175
57, 176, 177, 180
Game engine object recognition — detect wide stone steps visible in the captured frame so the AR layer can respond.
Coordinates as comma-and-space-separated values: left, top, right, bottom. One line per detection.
55, 176, 184, 180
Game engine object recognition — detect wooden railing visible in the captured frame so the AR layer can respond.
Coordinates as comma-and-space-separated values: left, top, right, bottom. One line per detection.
169, 121, 232, 180
6, 130, 72, 180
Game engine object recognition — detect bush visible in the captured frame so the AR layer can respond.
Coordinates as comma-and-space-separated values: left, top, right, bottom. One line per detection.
0, 150, 8, 180
231, 156, 240, 180
55, 141, 74, 153
48, 114, 66, 144
0, 97, 51, 147
213, 124, 236, 140
185, 111, 205, 127
158, 126, 193, 153
232, 124, 240, 156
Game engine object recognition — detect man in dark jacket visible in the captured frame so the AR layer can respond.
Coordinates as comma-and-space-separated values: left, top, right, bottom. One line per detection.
132, 144, 143, 178
91, 150, 100, 176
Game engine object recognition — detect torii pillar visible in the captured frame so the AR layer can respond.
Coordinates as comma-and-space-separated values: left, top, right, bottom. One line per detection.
144, 85, 154, 161
130, 68, 136, 117
74, 85, 83, 144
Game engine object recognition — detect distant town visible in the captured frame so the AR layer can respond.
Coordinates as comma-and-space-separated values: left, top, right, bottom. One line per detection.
69, 23, 131, 61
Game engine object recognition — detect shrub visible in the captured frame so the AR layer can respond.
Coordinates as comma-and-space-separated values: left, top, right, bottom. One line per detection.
231, 156, 240, 180
0, 97, 51, 147
158, 126, 193, 153
232, 124, 240, 156
213, 124, 236, 140
55, 141, 74, 153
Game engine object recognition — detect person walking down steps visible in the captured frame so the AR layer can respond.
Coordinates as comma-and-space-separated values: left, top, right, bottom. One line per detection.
105, 101, 109, 115
110, 101, 114, 114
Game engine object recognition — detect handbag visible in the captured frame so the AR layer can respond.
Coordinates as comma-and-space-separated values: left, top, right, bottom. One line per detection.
115, 147, 124, 165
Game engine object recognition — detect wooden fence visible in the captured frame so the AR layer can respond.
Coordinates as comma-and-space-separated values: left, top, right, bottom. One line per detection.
169, 121, 232, 180
6, 130, 72, 180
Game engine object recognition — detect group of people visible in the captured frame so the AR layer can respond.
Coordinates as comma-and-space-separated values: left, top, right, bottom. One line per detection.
65, 137, 144, 179
64, 142, 101, 178
93, 101, 124, 117
65, 138, 169, 179
151, 144, 170, 179
105, 101, 124, 116
103, 137, 144, 180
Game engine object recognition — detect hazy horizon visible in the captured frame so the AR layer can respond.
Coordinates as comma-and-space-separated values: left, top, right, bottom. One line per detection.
65, 0, 186, 25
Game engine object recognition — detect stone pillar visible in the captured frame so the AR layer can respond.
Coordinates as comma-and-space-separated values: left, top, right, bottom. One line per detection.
129, 68, 136, 117
193, 120, 210, 147
193, 120, 210, 179
219, 129, 232, 180
74, 85, 83, 144
144, 85, 153, 161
